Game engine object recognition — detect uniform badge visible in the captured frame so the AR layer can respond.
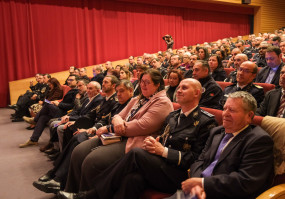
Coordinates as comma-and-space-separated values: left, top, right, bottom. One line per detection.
41, 87, 46, 93
193, 120, 199, 126
183, 143, 191, 151
193, 111, 198, 118
207, 123, 216, 129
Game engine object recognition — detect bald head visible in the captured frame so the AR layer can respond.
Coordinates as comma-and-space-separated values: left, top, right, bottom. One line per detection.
237, 61, 258, 86
234, 53, 248, 69
87, 81, 101, 98
176, 78, 203, 112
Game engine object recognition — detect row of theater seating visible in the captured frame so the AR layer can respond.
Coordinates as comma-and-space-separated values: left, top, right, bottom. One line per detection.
142, 104, 285, 199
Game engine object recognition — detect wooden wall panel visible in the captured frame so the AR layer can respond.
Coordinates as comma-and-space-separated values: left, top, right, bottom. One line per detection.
198, 0, 285, 33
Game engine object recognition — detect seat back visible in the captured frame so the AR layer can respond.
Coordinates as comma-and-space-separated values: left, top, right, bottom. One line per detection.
254, 83, 275, 94
216, 81, 233, 91
201, 107, 223, 125
58, 85, 71, 102
172, 103, 181, 110
224, 68, 235, 77
164, 79, 169, 86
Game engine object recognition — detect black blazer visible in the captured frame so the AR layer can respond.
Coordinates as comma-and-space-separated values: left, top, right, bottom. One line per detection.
256, 87, 284, 117
68, 94, 104, 121
190, 126, 274, 199
58, 88, 79, 113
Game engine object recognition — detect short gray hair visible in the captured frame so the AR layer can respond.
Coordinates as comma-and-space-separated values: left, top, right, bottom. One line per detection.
228, 91, 257, 113
89, 81, 101, 90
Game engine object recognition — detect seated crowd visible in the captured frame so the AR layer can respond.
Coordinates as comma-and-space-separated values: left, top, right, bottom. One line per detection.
8, 29, 285, 199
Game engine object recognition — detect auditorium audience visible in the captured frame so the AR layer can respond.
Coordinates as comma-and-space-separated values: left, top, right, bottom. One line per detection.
79, 68, 90, 82
198, 47, 209, 61
256, 65, 285, 117
165, 69, 183, 102
181, 52, 191, 70
252, 42, 270, 68
192, 60, 223, 109
184, 54, 198, 79
222, 61, 264, 108
119, 68, 131, 80
19, 74, 79, 148
132, 64, 148, 97
63, 69, 173, 193
90, 65, 104, 86
179, 92, 273, 199
103, 61, 113, 76
151, 58, 167, 78
24, 77, 63, 130
208, 54, 227, 81
10, 73, 49, 122
43, 80, 102, 154
225, 53, 248, 83
256, 46, 283, 86
226, 48, 241, 68
56, 78, 217, 199
32, 79, 133, 193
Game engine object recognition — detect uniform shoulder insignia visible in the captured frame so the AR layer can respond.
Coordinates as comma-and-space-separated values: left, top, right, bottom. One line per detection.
201, 109, 214, 118
253, 84, 263, 89
41, 87, 46, 93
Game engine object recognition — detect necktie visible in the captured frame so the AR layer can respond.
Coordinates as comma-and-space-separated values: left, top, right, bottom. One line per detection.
277, 94, 285, 117
201, 133, 233, 177
178, 113, 187, 126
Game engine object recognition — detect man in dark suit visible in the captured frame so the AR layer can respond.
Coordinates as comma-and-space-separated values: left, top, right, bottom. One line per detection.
19, 75, 79, 148
256, 65, 285, 117
255, 46, 283, 86
192, 60, 223, 109
56, 78, 217, 199
180, 91, 274, 199
222, 61, 264, 107
90, 65, 104, 86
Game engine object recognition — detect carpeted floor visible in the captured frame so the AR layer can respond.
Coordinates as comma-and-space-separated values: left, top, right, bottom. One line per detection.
0, 108, 55, 199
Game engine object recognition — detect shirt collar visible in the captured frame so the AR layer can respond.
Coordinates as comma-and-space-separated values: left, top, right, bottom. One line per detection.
180, 105, 198, 117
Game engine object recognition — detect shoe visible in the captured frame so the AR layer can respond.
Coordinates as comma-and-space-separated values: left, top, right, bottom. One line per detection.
19, 140, 38, 148
26, 126, 35, 130
33, 179, 60, 194
48, 152, 60, 161
40, 142, 53, 152
38, 174, 52, 182
57, 191, 86, 199
8, 104, 17, 110
44, 148, 59, 155
12, 117, 24, 122
23, 116, 36, 125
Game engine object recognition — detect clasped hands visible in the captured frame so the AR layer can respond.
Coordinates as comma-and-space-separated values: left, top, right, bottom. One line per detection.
142, 136, 164, 156
181, 178, 205, 199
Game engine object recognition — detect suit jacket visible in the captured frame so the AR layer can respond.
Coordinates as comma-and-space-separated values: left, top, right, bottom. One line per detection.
68, 94, 104, 121
223, 82, 264, 107
58, 88, 79, 114
115, 90, 173, 153
91, 73, 104, 86
190, 125, 274, 199
256, 87, 284, 117
255, 63, 283, 86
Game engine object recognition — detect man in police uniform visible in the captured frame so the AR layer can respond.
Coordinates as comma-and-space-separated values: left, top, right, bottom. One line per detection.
11, 74, 49, 122
222, 61, 264, 107
56, 78, 217, 199
192, 60, 223, 109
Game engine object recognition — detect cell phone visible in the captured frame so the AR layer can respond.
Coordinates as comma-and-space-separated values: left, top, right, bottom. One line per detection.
45, 99, 51, 104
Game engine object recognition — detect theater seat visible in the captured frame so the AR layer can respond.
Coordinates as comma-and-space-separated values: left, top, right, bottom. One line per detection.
141, 190, 171, 199
224, 68, 235, 77
201, 107, 223, 125
164, 79, 169, 86
253, 83, 275, 94
216, 81, 233, 91
172, 103, 181, 110
58, 85, 71, 102
133, 69, 137, 78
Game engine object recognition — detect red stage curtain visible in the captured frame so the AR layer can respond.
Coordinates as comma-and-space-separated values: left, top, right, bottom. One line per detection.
0, 0, 250, 107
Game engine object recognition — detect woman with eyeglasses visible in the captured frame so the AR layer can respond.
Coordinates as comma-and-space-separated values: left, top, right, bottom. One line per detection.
63, 69, 173, 193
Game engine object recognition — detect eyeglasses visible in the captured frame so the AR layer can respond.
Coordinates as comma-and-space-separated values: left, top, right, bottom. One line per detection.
140, 79, 153, 86
67, 79, 75, 81
258, 47, 267, 50
238, 68, 254, 73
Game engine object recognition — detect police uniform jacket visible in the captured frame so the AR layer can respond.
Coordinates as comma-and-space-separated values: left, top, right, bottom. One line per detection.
224, 70, 237, 83
199, 76, 224, 109
223, 82, 264, 107
211, 68, 227, 82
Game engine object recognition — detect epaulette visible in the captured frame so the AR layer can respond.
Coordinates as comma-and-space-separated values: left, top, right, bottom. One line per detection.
201, 109, 215, 118
253, 84, 263, 89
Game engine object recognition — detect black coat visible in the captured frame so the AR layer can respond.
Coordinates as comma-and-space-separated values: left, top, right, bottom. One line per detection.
255, 63, 283, 86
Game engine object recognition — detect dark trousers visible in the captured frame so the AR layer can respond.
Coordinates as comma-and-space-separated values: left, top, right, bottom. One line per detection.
84, 148, 187, 199
30, 104, 63, 142
64, 138, 127, 193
